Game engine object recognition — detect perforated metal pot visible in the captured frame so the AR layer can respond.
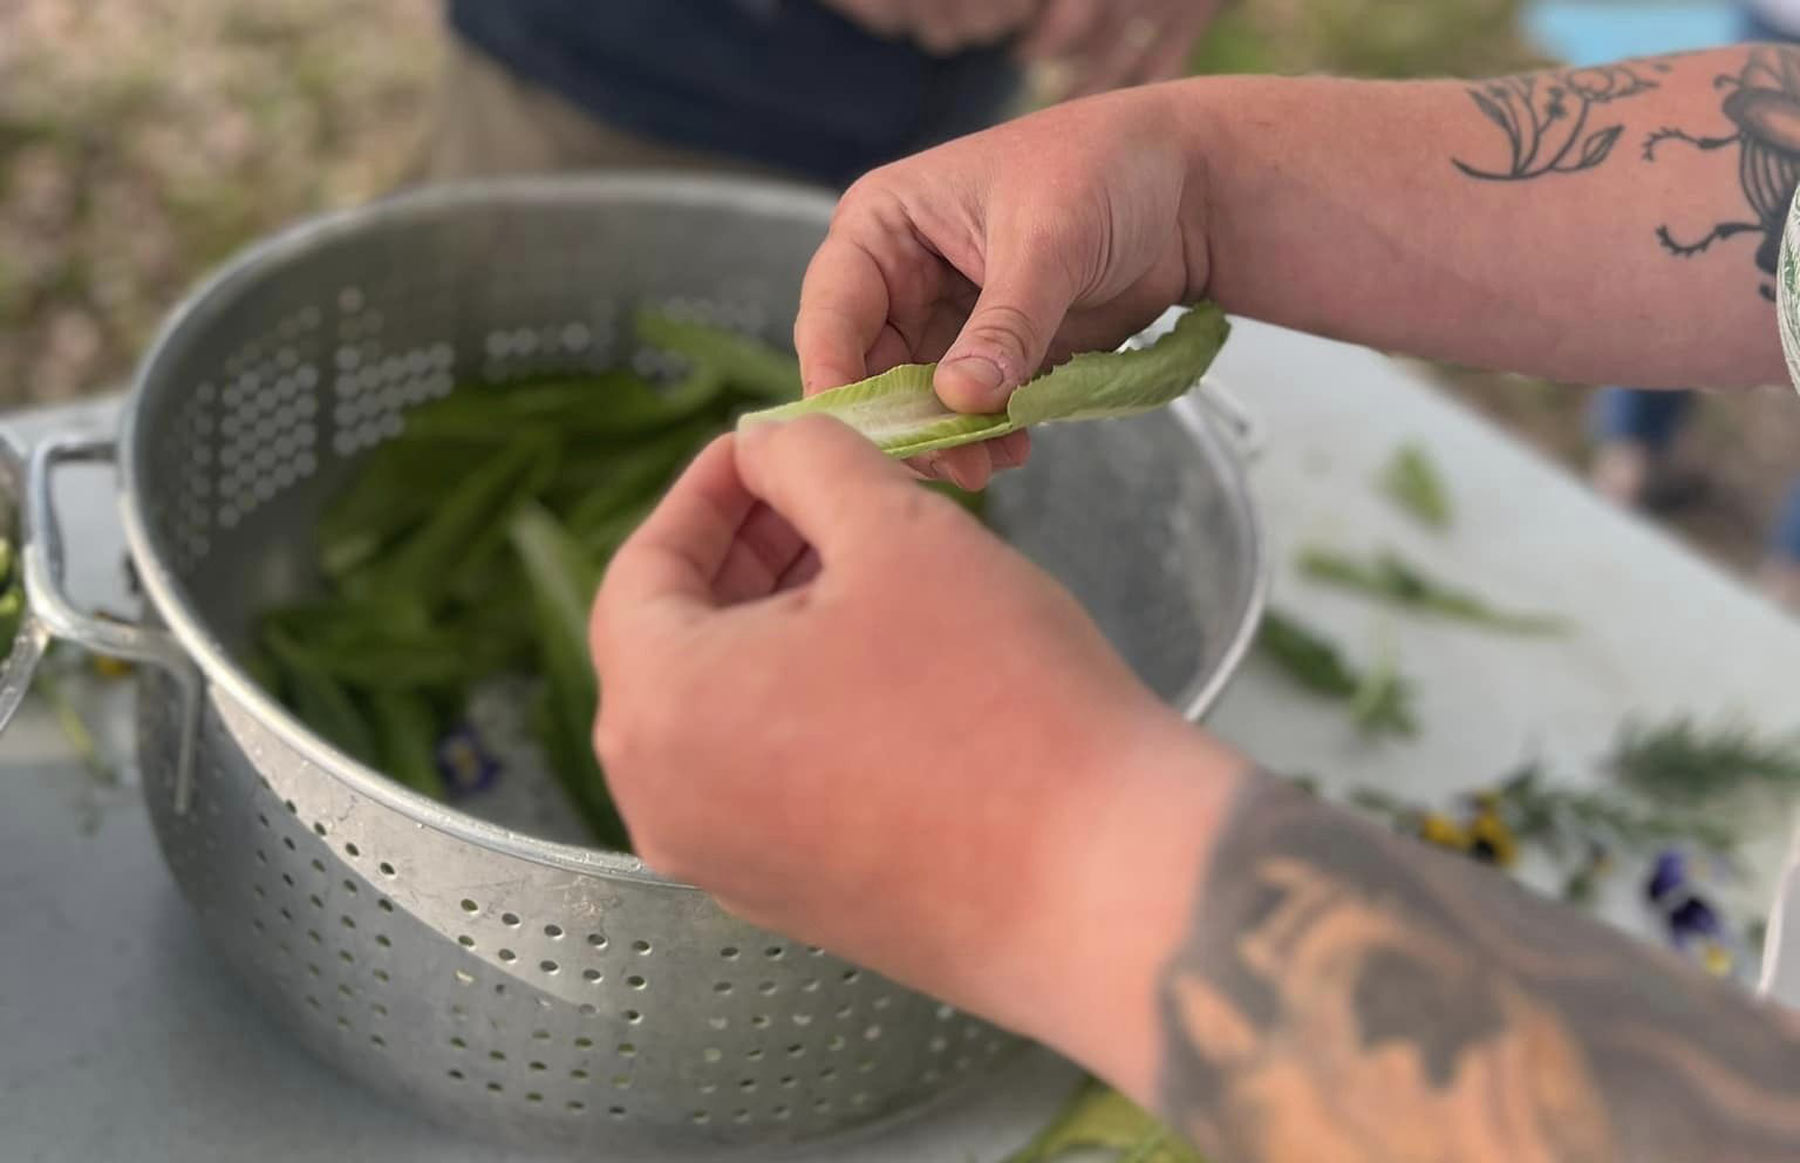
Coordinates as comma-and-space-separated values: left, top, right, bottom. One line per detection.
0, 175, 1265, 1157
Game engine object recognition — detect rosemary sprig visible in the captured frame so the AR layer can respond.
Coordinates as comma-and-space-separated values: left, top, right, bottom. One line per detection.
1297, 546, 1566, 636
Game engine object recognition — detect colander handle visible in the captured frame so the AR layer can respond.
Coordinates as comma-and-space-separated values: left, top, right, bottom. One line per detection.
0, 433, 51, 736
18, 435, 204, 813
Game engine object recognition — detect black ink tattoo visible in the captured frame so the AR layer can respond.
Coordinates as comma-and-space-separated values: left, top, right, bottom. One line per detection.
1454, 62, 1671, 181
1158, 774, 1800, 1162
1647, 47, 1800, 302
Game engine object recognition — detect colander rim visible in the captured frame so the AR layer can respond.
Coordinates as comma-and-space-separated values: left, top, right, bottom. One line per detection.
116, 172, 1266, 887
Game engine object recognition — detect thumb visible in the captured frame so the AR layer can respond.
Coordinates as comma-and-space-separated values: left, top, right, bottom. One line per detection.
935, 246, 1075, 413
734, 415, 922, 553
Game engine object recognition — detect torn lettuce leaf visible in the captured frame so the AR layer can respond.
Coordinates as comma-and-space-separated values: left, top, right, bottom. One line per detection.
736, 302, 1230, 456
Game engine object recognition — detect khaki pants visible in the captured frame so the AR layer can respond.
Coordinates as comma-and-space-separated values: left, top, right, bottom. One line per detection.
422, 39, 801, 184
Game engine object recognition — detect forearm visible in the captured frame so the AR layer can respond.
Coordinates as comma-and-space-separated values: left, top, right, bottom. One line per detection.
1059, 752, 1800, 1161
1176, 47, 1794, 387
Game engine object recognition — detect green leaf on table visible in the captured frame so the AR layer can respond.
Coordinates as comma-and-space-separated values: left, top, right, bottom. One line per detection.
1257, 608, 1416, 737
736, 303, 1230, 456
1296, 546, 1566, 635
1349, 636, 1418, 738
1379, 442, 1452, 530
1005, 1081, 1201, 1163
1608, 716, 1800, 808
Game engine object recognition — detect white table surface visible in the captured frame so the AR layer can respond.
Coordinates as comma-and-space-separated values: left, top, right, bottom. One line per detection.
6, 318, 1800, 1160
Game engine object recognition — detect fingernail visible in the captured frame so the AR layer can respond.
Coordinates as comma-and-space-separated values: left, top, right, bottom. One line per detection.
939, 355, 1008, 410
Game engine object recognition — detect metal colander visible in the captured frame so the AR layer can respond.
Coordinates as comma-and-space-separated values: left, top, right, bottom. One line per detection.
0, 175, 1265, 1156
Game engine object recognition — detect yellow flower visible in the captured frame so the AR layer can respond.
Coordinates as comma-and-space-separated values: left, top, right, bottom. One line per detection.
1418, 813, 1470, 851
1466, 805, 1519, 868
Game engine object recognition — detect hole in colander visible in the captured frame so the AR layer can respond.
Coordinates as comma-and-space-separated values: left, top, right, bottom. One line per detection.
608, 1106, 627, 1120
574, 1036, 594, 1050
772, 1106, 790, 1121
374, 969, 391, 983
733, 1109, 751, 1124
447, 1069, 465, 1081
375, 935, 391, 948
617, 1043, 636, 1058
567, 1101, 586, 1113
344, 842, 360, 857
690, 1111, 710, 1126
488, 1050, 506, 1063
719, 946, 739, 960
626, 975, 645, 990
702, 1048, 722, 1063
377, 900, 394, 914
611, 1074, 631, 1089
543, 924, 563, 939
632, 940, 652, 955
570, 1067, 589, 1080
532, 1029, 551, 1042
624, 1009, 642, 1024
486, 1082, 503, 1094
498, 949, 517, 963
458, 936, 475, 948
459, 899, 479, 914
750, 1015, 770, 1030
540, 960, 559, 975
586, 933, 607, 949
526, 1092, 544, 1105
450, 1036, 467, 1050
378, 862, 395, 877
370, 1035, 386, 1049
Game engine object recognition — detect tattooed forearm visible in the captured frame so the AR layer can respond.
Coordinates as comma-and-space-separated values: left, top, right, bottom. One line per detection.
1648, 46, 1800, 302
1453, 61, 1670, 181
1157, 774, 1800, 1162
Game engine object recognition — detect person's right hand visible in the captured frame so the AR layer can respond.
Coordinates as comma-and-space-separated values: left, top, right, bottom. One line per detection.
819, 0, 1039, 55
794, 84, 1208, 490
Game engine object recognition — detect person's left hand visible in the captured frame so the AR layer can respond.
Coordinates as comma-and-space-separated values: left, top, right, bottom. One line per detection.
1019, 0, 1225, 99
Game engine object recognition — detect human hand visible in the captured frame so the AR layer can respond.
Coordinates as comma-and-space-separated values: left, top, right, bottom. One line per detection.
819, 0, 1040, 55
1020, 0, 1223, 99
589, 417, 1219, 1023
794, 84, 1208, 490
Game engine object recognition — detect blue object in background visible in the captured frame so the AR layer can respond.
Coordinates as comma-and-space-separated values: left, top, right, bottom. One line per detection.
1525, 1, 1738, 65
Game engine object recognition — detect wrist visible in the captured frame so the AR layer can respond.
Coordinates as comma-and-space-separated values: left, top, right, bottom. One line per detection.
1156, 75, 1235, 303
968, 704, 1251, 1095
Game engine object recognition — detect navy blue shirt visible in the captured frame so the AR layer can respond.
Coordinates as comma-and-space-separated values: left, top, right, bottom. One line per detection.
447, 0, 1023, 188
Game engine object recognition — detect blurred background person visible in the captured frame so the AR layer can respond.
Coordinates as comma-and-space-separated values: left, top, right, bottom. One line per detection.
426, 0, 1225, 189
1585, 0, 1800, 607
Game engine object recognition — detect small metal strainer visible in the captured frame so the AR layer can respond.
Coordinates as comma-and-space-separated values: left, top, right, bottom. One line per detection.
0, 175, 1265, 1156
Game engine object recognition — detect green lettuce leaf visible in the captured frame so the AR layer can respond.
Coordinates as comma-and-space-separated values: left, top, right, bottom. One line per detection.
735, 302, 1230, 456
